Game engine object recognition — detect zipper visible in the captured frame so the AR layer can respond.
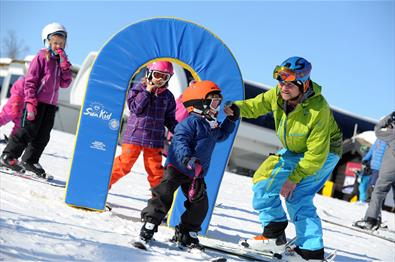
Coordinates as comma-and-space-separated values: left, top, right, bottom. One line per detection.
50, 63, 59, 104
283, 115, 288, 149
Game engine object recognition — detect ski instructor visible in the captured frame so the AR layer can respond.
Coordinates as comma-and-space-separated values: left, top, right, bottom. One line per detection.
224, 56, 343, 261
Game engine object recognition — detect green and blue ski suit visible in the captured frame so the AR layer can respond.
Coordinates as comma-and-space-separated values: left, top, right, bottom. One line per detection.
235, 81, 343, 251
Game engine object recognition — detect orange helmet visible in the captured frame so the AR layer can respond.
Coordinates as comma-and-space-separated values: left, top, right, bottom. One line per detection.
182, 80, 222, 115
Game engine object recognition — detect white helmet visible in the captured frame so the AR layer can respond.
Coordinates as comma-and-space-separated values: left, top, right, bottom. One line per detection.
41, 22, 67, 47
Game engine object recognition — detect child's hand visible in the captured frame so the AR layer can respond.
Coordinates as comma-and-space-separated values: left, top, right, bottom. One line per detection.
184, 156, 199, 170
146, 82, 156, 93
57, 48, 71, 71
188, 176, 206, 203
26, 103, 36, 121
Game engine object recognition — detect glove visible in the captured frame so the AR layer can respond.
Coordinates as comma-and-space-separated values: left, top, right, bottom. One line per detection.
26, 103, 36, 121
224, 101, 240, 121
384, 111, 395, 128
183, 156, 200, 170
57, 48, 71, 71
188, 175, 206, 203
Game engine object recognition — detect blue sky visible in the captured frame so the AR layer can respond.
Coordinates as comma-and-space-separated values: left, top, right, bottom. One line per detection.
1, 0, 394, 120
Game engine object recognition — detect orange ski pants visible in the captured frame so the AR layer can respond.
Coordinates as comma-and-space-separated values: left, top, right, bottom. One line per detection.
109, 144, 164, 189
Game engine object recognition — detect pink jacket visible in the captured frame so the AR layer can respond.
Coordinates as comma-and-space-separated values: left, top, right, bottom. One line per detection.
24, 49, 72, 106
0, 77, 25, 135
167, 95, 189, 141
10, 77, 25, 98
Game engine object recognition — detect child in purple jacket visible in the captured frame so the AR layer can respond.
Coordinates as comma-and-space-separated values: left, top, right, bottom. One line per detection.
0, 22, 72, 177
109, 61, 178, 190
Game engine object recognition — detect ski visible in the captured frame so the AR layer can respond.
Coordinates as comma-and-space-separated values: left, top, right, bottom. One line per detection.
131, 237, 227, 261
282, 248, 336, 262
201, 242, 270, 261
200, 237, 296, 261
201, 237, 337, 262
0, 167, 65, 188
321, 218, 395, 243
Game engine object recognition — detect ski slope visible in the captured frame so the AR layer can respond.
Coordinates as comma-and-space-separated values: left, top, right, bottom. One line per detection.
0, 123, 394, 261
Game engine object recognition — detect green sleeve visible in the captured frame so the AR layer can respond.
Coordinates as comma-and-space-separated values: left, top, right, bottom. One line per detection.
234, 88, 276, 118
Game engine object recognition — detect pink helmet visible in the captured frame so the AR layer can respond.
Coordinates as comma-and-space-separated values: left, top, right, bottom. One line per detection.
147, 61, 174, 75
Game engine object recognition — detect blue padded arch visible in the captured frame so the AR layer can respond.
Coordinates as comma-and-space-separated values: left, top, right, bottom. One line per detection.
65, 17, 244, 235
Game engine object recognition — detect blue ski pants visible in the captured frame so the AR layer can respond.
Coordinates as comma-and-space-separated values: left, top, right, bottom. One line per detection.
252, 149, 340, 251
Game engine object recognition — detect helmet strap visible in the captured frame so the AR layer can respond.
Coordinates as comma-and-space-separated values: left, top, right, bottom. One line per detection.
47, 47, 57, 57
204, 116, 219, 129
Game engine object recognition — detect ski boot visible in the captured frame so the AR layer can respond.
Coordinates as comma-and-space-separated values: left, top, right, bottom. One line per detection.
353, 217, 380, 230
20, 162, 47, 179
0, 154, 24, 172
285, 246, 325, 261
139, 222, 158, 243
171, 225, 204, 250
0, 135, 8, 144
240, 232, 287, 254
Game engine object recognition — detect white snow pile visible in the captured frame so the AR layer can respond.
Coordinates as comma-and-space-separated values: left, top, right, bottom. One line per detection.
0, 124, 394, 261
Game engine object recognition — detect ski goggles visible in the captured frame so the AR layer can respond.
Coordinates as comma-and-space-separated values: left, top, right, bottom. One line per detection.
151, 70, 171, 81
273, 66, 297, 82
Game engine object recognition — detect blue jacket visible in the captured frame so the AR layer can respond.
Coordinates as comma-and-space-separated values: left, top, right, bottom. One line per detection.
363, 139, 387, 170
165, 114, 235, 178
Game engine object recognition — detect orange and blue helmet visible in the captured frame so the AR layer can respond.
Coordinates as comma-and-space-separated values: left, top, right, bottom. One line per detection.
273, 56, 312, 92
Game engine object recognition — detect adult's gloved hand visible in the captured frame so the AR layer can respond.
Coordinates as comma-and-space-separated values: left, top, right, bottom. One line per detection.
57, 48, 71, 71
361, 159, 369, 166
384, 111, 395, 128
224, 101, 240, 121
26, 103, 36, 121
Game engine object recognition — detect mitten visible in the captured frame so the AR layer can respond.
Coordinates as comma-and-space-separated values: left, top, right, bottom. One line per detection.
26, 103, 36, 121
183, 156, 199, 170
57, 48, 71, 71
188, 176, 206, 203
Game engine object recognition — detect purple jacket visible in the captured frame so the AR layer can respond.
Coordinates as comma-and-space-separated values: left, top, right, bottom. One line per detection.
24, 49, 72, 106
123, 82, 177, 148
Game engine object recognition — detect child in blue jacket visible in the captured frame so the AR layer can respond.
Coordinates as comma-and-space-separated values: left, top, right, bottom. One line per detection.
138, 80, 239, 248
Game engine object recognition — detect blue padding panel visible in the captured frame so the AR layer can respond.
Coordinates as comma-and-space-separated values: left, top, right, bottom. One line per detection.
65, 18, 244, 230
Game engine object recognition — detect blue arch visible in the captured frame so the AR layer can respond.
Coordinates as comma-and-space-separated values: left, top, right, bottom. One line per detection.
65, 18, 244, 234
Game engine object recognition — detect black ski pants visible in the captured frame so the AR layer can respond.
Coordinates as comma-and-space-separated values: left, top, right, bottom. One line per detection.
3, 102, 57, 164
141, 166, 209, 232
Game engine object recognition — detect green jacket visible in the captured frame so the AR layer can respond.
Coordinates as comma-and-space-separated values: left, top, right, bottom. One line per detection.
235, 81, 343, 184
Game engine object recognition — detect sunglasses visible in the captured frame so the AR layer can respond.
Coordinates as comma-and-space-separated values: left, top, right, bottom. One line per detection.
151, 70, 171, 81
273, 66, 297, 82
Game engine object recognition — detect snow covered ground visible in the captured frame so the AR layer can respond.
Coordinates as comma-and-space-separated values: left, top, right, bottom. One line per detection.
0, 123, 394, 261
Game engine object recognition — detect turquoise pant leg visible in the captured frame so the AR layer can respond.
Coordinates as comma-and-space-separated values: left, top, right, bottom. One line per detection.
252, 150, 303, 227
358, 175, 370, 202
286, 153, 340, 250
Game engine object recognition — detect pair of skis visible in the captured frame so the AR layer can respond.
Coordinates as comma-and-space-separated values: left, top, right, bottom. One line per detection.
0, 167, 65, 188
